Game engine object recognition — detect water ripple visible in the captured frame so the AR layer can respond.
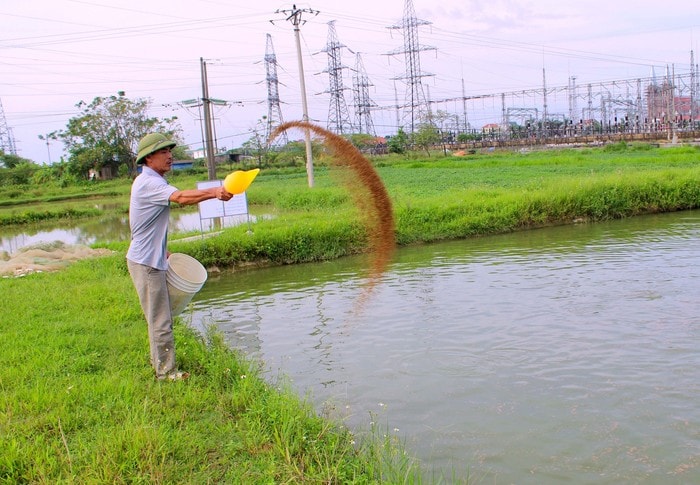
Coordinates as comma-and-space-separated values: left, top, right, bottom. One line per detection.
190, 210, 700, 483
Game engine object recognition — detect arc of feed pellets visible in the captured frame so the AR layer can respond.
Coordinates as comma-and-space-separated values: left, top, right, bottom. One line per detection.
269, 121, 395, 299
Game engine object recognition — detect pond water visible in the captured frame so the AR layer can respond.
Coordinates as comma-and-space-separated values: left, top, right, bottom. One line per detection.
188, 210, 700, 484
0, 209, 254, 254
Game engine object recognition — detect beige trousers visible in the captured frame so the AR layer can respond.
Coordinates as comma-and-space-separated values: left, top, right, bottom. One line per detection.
127, 260, 176, 379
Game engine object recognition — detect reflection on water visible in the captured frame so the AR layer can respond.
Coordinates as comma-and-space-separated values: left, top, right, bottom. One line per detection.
0, 209, 255, 253
190, 211, 700, 484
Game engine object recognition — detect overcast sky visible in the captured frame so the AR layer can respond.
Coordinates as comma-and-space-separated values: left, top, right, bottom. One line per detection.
2, 0, 699, 163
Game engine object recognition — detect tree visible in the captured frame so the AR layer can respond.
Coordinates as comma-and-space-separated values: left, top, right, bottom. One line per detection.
0, 151, 38, 186
387, 128, 409, 154
457, 132, 481, 142
412, 123, 441, 156
0, 150, 33, 169
424, 109, 453, 155
347, 133, 378, 153
241, 117, 270, 166
54, 92, 181, 177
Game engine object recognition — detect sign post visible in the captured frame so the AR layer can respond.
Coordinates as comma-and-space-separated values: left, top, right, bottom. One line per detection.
196, 180, 251, 235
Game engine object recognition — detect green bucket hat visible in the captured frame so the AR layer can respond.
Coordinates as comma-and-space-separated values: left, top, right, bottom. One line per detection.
136, 133, 177, 164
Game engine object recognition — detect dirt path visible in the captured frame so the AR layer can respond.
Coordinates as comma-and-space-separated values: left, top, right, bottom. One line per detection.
0, 241, 113, 277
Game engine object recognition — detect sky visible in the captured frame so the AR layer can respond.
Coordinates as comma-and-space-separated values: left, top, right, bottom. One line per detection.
2, 0, 700, 164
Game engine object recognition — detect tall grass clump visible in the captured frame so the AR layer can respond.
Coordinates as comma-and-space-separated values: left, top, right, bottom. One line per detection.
170, 210, 368, 268
0, 207, 103, 226
391, 164, 700, 246
253, 184, 349, 211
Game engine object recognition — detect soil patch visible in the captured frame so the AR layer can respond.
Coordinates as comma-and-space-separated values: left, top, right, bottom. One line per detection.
0, 241, 113, 278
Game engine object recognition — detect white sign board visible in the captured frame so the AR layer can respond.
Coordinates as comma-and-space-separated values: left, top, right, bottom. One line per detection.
196, 180, 249, 220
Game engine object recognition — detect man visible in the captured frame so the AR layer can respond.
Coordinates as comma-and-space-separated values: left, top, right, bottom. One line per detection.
126, 133, 233, 381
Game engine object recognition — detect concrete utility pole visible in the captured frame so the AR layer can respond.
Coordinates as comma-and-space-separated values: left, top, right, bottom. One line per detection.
275, 4, 319, 188
44, 134, 51, 164
200, 57, 217, 180
542, 68, 549, 138
461, 78, 469, 133
690, 51, 696, 126
670, 64, 677, 142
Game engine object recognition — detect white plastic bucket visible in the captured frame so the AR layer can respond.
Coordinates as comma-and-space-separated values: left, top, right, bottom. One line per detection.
166, 253, 208, 316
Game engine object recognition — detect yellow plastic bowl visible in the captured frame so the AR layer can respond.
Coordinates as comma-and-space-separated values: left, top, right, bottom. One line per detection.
223, 168, 260, 195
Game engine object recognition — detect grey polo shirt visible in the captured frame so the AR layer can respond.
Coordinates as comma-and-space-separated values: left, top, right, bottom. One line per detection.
126, 166, 178, 270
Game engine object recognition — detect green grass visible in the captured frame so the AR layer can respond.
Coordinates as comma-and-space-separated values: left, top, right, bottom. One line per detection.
165, 146, 700, 265
3, 143, 700, 483
1, 255, 424, 483
9, 145, 700, 268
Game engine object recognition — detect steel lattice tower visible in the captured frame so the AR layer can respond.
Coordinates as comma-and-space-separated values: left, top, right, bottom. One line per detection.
322, 21, 354, 135
387, 0, 435, 133
0, 98, 17, 155
352, 53, 376, 135
691, 50, 697, 124
264, 33, 288, 146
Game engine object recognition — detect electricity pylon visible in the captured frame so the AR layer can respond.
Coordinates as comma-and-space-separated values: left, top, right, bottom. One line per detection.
0, 99, 17, 155
264, 33, 288, 146
352, 53, 377, 136
321, 20, 354, 135
387, 0, 435, 133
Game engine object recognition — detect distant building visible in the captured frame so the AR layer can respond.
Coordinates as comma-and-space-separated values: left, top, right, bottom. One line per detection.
136, 160, 195, 173
172, 161, 195, 170
189, 147, 229, 163
190, 147, 206, 159
646, 81, 700, 123
482, 123, 501, 135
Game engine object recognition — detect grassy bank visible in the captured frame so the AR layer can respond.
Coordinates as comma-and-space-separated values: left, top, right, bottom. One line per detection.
7, 144, 700, 237
1, 254, 422, 483
155, 145, 700, 268
3, 143, 700, 483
